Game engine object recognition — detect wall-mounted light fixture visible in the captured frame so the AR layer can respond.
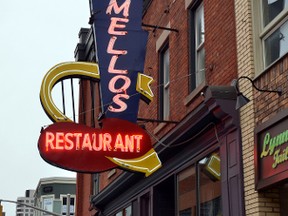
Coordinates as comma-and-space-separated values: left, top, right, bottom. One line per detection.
231, 76, 282, 110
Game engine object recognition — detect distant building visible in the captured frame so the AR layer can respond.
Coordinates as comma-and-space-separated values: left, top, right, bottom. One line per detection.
16, 189, 35, 216
34, 177, 76, 216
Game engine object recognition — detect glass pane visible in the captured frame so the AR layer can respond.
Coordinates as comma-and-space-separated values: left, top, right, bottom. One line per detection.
116, 212, 123, 216
279, 20, 288, 54
163, 87, 169, 120
43, 197, 53, 213
177, 166, 196, 216
196, 4, 205, 47
162, 46, 170, 120
264, 20, 288, 66
125, 206, 132, 216
164, 48, 170, 85
262, 0, 286, 26
198, 152, 222, 216
196, 48, 205, 86
140, 194, 150, 216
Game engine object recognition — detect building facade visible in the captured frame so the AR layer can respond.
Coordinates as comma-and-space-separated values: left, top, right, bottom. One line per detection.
16, 190, 35, 216
34, 177, 76, 216
73, 0, 246, 215
235, 0, 288, 215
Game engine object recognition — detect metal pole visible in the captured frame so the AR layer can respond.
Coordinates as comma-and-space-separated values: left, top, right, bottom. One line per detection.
0, 199, 61, 216
66, 194, 70, 216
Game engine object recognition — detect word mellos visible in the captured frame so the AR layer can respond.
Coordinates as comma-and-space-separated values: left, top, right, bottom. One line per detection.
106, 0, 132, 113
45, 132, 142, 153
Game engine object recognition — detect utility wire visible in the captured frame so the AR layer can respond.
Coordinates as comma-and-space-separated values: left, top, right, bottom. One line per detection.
73, 67, 207, 121
145, 122, 220, 148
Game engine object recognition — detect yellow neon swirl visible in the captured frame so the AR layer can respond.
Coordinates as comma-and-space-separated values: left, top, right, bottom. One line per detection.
106, 148, 162, 177
40, 62, 100, 122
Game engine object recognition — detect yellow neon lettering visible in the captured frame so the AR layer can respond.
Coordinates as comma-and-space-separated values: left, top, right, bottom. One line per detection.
261, 133, 270, 158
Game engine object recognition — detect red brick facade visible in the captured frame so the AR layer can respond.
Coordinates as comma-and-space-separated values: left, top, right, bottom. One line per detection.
254, 55, 288, 124
75, 0, 240, 215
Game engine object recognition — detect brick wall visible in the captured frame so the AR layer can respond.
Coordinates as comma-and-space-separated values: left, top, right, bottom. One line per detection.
234, 0, 265, 215
204, 0, 238, 86
77, 0, 243, 214
234, 0, 286, 215
254, 56, 288, 124
76, 173, 92, 216
140, 0, 238, 139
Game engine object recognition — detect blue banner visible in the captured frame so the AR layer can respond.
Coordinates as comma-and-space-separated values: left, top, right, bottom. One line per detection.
90, 0, 148, 123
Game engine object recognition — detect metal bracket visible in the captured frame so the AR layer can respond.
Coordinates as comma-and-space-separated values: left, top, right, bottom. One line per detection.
137, 117, 178, 124
142, 23, 179, 33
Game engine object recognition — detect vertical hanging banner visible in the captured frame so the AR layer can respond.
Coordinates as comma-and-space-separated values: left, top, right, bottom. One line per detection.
90, 0, 151, 123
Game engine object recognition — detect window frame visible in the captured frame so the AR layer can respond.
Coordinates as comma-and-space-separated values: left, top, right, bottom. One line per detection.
115, 204, 132, 216
60, 194, 76, 216
41, 195, 54, 215
177, 150, 222, 216
253, 0, 288, 73
189, 1, 205, 92
158, 42, 170, 121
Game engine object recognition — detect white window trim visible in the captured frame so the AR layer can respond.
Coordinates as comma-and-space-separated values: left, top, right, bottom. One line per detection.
195, 2, 205, 87
156, 23, 171, 52
161, 46, 170, 121
41, 195, 55, 215
252, 1, 288, 74
156, 24, 171, 121
60, 194, 76, 215
185, 0, 193, 9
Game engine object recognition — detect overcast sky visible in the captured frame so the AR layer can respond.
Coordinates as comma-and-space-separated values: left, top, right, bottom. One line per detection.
0, 1, 89, 215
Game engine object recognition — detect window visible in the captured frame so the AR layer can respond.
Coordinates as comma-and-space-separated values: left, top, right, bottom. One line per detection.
116, 205, 132, 216
262, 0, 286, 26
256, 1, 288, 68
93, 173, 100, 195
140, 193, 150, 216
61, 195, 76, 215
263, 0, 288, 66
159, 44, 170, 120
153, 176, 175, 215
177, 151, 221, 216
42, 196, 53, 214
190, 2, 205, 91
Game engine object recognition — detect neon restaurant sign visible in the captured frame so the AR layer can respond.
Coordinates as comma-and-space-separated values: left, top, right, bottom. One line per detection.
255, 110, 288, 189
38, 0, 161, 177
